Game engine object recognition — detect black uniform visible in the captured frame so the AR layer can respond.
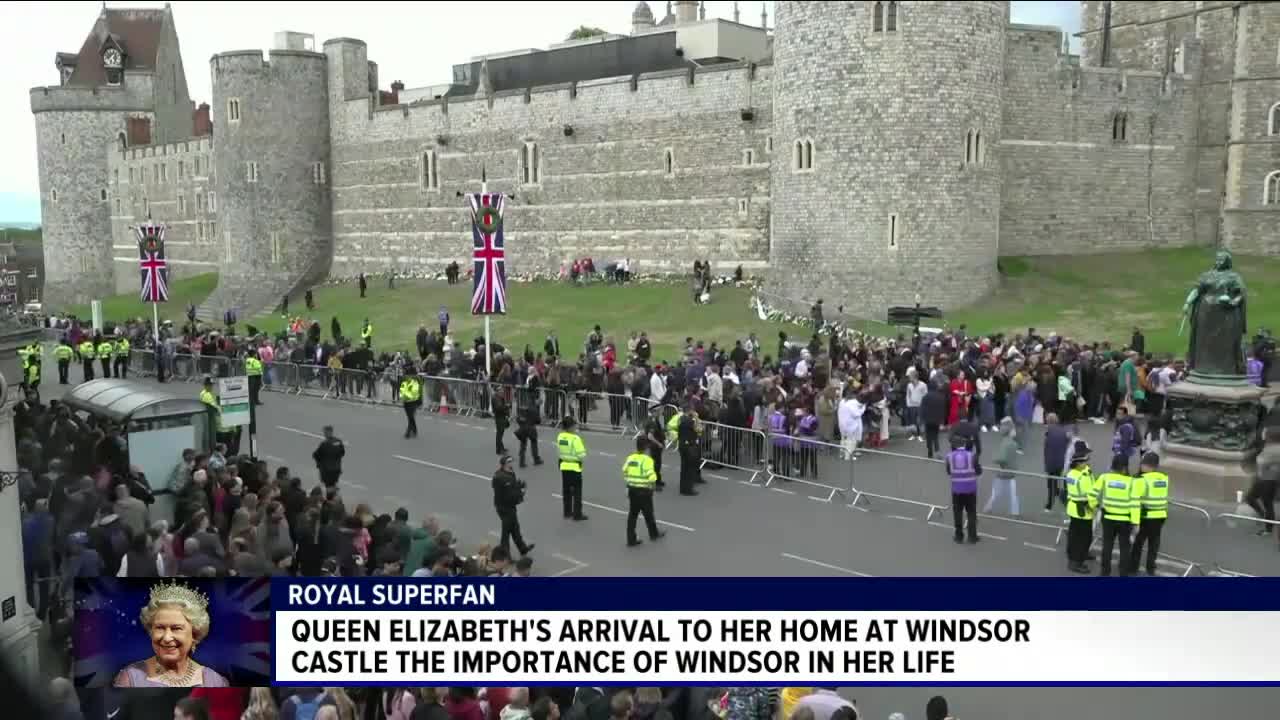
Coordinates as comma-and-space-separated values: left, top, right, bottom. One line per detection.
646, 414, 667, 490
312, 436, 346, 488
493, 393, 511, 455
677, 413, 701, 496
515, 405, 543, 467
492, 468, 532, 556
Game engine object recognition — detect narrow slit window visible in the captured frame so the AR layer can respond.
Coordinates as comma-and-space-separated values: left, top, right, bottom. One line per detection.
177, 193, 185, 215
975, 131, 983, 164
887, 213, 899, 249
743, 149, 754, 166
520, 145, 530, 184
1112, 112, 1128, 142
803, 140, 814, 170
209, 192, 216, 212
100, 188, 107, 201
228, 98, 241, 122
1268, 102, 1280, 136
664, 148, 674, 175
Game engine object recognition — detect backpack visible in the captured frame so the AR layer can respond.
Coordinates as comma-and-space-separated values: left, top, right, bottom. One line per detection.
292, 692, 328, 720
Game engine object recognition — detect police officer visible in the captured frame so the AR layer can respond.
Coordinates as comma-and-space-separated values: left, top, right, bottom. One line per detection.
199, 376, 226, 447
677, 405, 701, 496
1130, 452, 1169, 575
492, 454, 534, 557
1063, 440, 1097, 574
645, 406, 667, 491
54, 339, 74, 384
78, 336, 96, 381
400, 368, 422, 438
244, 350, 264, 406
97, 334, 114, 379
515, 401, 543, 468
361, 318, 373, 349
23, 348, 41, 401
492, 390, 511, 456
623, 436, 665, 547
114, 333, 131, 379
1096, 453, 1140, 577
557, 416, 588, 521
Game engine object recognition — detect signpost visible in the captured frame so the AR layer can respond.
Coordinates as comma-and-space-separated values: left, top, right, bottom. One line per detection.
218, 376, 256, 458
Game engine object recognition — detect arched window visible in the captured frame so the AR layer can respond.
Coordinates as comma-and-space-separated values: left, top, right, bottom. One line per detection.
118, 132, 127, 151
1112, 112, 1128, 142
805, 140, 814, 169
975, 130, 983, 164
520, 142, 540, 184
1264, 170, 1280, 205
965, 130, 973, 164
1268, 102, 1280, 136
519, 145, 530, 184
793, 141, 803, 170
873, 1, 898, 33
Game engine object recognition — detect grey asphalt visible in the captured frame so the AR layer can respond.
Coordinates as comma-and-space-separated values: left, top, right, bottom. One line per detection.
49, 372, 1272, 578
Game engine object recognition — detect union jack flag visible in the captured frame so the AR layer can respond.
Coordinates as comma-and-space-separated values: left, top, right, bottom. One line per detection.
135, 221, 169, 303
469, 192, 507, 315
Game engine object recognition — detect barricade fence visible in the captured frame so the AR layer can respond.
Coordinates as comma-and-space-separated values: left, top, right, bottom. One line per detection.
119, 349, 1277, 575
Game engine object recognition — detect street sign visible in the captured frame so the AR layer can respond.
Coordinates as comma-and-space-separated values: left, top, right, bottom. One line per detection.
218, 376, 251, 427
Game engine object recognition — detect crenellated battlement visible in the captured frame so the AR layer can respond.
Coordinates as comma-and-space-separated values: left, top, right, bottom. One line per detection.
115, 135, 213, 162
349, 60, 771, 139
211, 48, 326, 77
30, 81, 154, 114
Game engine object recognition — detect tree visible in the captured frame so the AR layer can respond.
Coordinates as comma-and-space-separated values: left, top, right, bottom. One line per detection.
567, 26, 607, 41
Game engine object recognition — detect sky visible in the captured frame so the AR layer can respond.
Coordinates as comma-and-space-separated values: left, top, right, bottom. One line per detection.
0, 0, 1081, 223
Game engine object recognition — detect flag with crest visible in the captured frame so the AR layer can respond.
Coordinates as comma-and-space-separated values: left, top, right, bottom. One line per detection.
135, 220, 169, 303
468, 192, 507, 315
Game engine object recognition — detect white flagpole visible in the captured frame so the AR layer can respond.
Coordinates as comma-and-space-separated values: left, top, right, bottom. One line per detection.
481, 172, 492, 382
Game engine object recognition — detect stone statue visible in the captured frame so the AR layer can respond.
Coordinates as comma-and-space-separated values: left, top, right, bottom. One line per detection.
1180, 249, 1247, 382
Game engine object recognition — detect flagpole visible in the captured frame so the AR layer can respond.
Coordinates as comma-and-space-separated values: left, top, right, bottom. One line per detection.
481, 165, 492, 382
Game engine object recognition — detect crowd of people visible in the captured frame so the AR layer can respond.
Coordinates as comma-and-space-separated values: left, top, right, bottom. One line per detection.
18, 279, 1279, 718
47, 681, 960, 720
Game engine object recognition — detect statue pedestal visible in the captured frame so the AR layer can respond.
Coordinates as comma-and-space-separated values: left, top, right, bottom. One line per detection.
1161, 380, 1266, 503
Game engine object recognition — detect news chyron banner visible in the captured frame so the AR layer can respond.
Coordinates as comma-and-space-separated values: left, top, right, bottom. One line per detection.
273, 577, 1280, 686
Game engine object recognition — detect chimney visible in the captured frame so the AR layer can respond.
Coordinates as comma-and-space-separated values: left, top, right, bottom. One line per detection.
127, 116, 152, 146
192, 102, 212, 137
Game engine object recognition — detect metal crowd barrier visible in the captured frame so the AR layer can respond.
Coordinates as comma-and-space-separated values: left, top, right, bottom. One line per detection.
694, 419, 769, 485
757, 431, 853, 502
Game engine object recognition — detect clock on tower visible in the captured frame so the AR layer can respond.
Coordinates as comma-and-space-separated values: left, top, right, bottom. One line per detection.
103, 48, 122, 68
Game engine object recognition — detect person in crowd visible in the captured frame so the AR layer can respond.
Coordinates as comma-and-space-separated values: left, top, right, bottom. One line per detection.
945, 433, 981, 544
312, 426, 346, 489
982, 417, 1021, 517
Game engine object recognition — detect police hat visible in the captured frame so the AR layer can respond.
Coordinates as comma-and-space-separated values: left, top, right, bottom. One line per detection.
560, 416, 577, 430
202, 375, 214, 385
1140, 451, 1160, 469
1070, 439, 1092, 464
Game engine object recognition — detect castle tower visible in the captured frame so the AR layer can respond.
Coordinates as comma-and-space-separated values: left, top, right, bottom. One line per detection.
632, 2, 656, 34
206, 36, 331, 318
768, 0, 1007, 314
30, 4, 193, 308
674, 0, 697, 25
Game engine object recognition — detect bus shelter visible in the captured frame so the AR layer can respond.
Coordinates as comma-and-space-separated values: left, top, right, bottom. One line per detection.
61, 379, 213, 519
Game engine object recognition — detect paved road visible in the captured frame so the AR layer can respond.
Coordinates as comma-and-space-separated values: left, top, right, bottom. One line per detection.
48, 375, 1275, 577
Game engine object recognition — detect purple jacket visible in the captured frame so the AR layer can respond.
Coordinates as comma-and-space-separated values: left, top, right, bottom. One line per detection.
1013, 386, 1036, 422
769, 412, 792, 447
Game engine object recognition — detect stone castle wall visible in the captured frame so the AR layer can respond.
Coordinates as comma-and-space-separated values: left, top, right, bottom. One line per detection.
107, 137, 220, 294
999, 24, 1198, 256
325, 37, 771, 280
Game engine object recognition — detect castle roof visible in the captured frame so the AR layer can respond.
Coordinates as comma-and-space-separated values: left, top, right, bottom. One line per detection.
633, 2, 655, 22
64, 6, 167, 87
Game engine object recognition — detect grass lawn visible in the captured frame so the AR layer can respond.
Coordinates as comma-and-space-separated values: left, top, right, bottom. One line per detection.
64, 273, 220, 326
950, 248, 1280, 356
246, 281, 795, 364
71, 248, 1279, 360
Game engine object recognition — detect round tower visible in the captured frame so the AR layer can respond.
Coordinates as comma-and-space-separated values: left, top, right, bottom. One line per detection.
209, 46, 331, 316
30, 90, 147, 307
769, 1, 1007, 316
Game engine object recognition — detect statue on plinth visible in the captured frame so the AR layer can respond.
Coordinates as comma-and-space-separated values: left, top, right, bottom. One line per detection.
1180, 250, 1248, 384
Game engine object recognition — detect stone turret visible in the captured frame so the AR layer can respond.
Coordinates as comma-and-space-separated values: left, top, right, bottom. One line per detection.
632, 1, 655, 34
674, 0, 697, 25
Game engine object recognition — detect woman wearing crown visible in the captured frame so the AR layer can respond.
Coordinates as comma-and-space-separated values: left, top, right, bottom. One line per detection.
113, 581, 229, 687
